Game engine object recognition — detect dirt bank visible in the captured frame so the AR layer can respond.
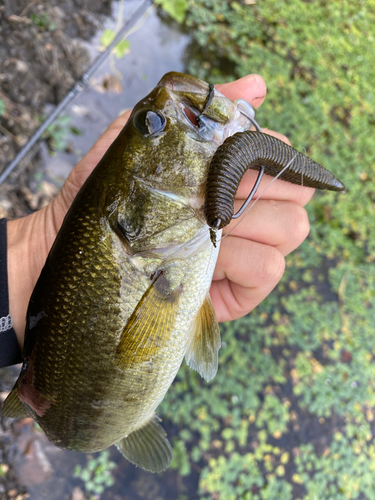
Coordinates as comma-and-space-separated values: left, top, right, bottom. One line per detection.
0, 0, 112, 217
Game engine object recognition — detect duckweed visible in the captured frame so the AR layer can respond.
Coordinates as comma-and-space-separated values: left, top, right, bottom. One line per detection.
159, 0, 375, 498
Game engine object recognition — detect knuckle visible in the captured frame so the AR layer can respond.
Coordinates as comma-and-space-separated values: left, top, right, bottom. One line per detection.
258, 246, 285, 285
291, 204, 310, 244
280, 133, 291, 146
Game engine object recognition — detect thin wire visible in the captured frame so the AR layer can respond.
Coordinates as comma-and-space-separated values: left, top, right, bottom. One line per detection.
232, 166, 265, 219
239, 110, 262, 133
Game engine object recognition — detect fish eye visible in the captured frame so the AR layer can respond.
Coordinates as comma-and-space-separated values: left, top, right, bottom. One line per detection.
134, 110, 166, 136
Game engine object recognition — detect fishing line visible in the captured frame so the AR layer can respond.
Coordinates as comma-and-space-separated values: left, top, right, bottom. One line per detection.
216, 149, 307, 243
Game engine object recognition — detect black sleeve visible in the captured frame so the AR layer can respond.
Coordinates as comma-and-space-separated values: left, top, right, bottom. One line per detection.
0, 218, 22, 368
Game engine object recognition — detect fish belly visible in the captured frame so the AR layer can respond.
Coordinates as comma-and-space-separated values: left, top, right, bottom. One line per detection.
36, 230, 219, 453
106, 236, 220, 440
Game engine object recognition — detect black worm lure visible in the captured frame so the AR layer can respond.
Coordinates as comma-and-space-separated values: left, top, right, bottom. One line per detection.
204, 131, 345, 231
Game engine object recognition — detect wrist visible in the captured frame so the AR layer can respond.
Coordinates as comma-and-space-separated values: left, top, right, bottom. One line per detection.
7, 217, 33, 349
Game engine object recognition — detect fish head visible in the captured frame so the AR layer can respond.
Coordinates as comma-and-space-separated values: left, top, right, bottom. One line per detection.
121, 71, 255, 199
88, 73, 257, 256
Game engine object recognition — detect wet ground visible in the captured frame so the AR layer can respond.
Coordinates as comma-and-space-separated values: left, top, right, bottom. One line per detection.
0, 1, 192, 499
0, 0, 111, 177
0, 0, 190, 217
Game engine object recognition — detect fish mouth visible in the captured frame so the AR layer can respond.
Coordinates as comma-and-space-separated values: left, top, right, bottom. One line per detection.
180, 96, 255, 146
181, 103, 226, 144
158, 72, 256, 145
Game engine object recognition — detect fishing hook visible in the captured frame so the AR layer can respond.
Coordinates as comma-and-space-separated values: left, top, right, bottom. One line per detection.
209, 110, 264, 233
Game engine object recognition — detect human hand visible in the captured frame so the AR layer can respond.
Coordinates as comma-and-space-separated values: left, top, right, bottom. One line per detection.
7, 73, 313, 346
210, 75, 314, 322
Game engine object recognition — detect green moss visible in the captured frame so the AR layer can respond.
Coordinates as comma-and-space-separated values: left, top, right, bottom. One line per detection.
295, 435, 375, 500
158, 0, 375, 497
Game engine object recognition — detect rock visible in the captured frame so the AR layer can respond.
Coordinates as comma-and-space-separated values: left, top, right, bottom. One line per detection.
15, 60, 28, 73
0, 463, 9, 475
7, 15, 31, 24
71, 486, 85, 500
71, 104, 90, 117
102, 74, 123, 94
17, 439, 54, 486
15, 135, 27, 146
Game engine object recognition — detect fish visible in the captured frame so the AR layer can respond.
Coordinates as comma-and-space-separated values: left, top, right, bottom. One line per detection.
2, 72, 345, 473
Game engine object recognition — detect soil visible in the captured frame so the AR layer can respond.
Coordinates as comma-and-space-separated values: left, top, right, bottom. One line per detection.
0, 0, 112, 217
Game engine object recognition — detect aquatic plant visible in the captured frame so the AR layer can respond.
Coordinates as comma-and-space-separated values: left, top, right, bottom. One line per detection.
158, 0, 375, 498
73, 450, 116, 497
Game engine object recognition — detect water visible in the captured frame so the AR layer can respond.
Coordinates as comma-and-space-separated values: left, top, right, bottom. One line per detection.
40, 1, 191, 187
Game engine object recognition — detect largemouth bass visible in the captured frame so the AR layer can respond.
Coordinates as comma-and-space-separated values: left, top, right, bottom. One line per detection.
3, 72, 344, 473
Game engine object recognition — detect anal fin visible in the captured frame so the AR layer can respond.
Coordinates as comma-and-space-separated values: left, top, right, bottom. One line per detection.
2, 386, 29, 418
185, 292, 221, 382
116, 415, 173, 473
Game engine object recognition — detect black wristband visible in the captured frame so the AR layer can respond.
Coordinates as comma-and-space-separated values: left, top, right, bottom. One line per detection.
0, 218, 22, 368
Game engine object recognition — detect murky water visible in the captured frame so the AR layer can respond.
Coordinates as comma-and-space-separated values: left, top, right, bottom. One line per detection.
40, 1, 190, 188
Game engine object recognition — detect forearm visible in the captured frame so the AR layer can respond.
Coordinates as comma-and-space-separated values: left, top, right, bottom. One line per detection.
7, 217, 34, 348
7, 208, 55, 349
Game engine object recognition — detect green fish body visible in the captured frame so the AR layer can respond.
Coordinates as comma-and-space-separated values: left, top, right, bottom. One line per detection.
3, 73, 256, 472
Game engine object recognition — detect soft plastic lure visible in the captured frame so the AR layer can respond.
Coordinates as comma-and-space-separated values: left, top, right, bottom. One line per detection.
204, 129, 345, 231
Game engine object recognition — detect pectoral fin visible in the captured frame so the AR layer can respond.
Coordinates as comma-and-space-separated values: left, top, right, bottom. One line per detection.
2, 386, 29, 418
116, 415, 173, 473
116, 271, 182, 369
185, 293, 221, 382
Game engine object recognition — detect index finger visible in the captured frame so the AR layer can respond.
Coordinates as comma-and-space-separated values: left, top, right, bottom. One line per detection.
216, 74, 267, 109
